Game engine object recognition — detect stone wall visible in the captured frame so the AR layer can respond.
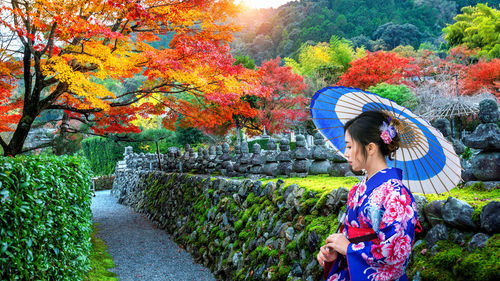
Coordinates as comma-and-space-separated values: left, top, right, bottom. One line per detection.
116, 132, 351, 179
112, 168, 499, 281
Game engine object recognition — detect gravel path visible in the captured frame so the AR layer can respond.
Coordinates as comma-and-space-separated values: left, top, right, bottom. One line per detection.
91, 190, 217, 281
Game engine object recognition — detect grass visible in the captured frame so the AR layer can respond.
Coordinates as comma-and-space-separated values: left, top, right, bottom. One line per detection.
259, 175, 499, 209
260, 174, 359, 195
84, 223, 118, 281
420, 183, 500, 211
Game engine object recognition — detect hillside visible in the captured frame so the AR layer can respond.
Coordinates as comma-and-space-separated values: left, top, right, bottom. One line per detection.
231, 0, 500, 64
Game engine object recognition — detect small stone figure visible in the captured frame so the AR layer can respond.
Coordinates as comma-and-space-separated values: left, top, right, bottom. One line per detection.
215, 145, 223, 172
277, 138, 293, 176
309, 132, 332, 175
207, 146, 217, 174
232, 143, 242, 176
221, 143, 234, 176
263, 139, 279, 177
238, 141, 252, 175
462, 99, 500, 181
292, 134, 310, 176
250, 143, 265, 176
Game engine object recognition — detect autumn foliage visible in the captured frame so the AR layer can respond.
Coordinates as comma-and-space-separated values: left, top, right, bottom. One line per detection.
253, 57, 308, 135
337, 51, 420, 90
0, 0, 274, 155
462, 59, 500, 100
0, 59, 22, 132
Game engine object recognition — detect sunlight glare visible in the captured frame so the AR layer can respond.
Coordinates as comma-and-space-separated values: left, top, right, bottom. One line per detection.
238, 0, 294, 9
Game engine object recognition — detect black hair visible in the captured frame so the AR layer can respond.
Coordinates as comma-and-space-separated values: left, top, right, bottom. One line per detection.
344, 111, 400, 161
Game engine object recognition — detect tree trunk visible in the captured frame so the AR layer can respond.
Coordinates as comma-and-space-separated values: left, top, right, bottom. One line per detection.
53, 111, 70, 155
2, 112, 37, 156
155, 141, 162, 171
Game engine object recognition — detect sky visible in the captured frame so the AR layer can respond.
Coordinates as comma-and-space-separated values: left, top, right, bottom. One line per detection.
238, 0, 295, 9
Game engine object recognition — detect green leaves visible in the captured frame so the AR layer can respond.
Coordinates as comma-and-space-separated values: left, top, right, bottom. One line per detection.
443, 3, 500, 59
0, 155, 92, 281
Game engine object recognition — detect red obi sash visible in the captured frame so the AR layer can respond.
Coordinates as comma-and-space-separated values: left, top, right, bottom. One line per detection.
347, 226, 380, 244
323, 225, 380, 280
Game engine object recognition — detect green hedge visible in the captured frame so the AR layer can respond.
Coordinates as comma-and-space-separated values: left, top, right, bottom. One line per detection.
81, 137, 132, 176
0, 155, 93, 281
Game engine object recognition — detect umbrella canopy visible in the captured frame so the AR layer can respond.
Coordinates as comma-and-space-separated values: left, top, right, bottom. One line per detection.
421, 96, 479, 121
310, 86, 462, 194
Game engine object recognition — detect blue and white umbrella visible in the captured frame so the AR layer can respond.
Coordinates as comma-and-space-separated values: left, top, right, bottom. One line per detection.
310, 86, 462, 194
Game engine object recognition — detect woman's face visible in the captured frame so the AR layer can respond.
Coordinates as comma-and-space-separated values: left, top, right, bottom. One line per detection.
344, 130, 366, 172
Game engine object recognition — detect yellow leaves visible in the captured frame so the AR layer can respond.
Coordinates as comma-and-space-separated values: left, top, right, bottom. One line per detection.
42, 56, 112, 110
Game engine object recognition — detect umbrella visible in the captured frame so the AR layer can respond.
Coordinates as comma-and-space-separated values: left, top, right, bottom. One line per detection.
310, 86, 462, 194
421, 96, 479, 121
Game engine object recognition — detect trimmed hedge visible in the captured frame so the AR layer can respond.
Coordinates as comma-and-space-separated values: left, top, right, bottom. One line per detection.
81, 137, 132, 176
0, 155, 93, 281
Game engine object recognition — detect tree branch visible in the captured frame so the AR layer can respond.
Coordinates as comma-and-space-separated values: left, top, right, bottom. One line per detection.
46, 104, 101, 114
20, 141, 55, 154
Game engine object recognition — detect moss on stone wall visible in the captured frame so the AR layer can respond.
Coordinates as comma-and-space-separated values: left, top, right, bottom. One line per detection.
408, 234, 500, 281
120, 172, 499, 281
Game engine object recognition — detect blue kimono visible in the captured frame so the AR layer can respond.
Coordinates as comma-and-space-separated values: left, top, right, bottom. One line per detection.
325, 167, 418, 281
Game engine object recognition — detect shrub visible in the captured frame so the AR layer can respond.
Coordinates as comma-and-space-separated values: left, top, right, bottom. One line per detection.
81, 137, 128, 175
367, 83, 418, 110
0, 155, 93, 280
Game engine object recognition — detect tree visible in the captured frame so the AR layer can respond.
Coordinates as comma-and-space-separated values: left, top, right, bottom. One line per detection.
285, 36, 358, 86
443, 4, 500, 58
462, 59, 500, 100
249, 57, 308, 135
372, 22, 423, 50
0, 58, 21, 132
0, 0, 262, 156
213, 57, 308, 138
337, 51, 420, 90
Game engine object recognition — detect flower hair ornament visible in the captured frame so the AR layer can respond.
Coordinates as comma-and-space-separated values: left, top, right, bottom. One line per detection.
379, 118, 397, 144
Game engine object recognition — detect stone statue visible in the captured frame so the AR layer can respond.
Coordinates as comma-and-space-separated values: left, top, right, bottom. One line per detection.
309, 132, 332, 175
462, 99, 500, 181
277, 138, 293, 176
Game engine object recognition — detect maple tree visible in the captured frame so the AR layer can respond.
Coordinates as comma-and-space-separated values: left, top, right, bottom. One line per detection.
204, 57, 308, 138
248, 57, 308, 136
0, 0, 264, 156
337, 51, 420, 90
462, 59, 500, 100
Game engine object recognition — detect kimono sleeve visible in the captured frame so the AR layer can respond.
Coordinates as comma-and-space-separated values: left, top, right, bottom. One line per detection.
345, 180, 417, 281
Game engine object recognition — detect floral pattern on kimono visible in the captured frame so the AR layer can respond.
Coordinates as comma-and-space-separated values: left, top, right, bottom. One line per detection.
326, 167, 418, 281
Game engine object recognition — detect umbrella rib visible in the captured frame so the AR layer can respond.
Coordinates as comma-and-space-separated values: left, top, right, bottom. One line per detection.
311, 108, 364, 116
409, 145, 447, 194
326, 135, 345, 142
399, 118, 463, 164
411, 143, 455, 194
330, 88, 383, 112
411, 139, 462, 187
312, 89, 370, 110
310, 99, 365, 113
311, 92, 366, 110
312, 117, 353, 120
353, 91, 387, 112
418, 134, 463, 171
404, 147, 427, 194
415, 134, 463, 172
315, 125, 345, 130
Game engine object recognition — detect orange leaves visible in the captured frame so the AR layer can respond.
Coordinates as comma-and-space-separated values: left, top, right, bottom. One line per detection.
462, 59, 500, 100
0, 0, 258, 144
337, 51, 420, 90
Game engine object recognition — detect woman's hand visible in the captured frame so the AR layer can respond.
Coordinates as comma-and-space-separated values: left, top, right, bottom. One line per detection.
317, 245, 338, 267
325, 234, 350, 256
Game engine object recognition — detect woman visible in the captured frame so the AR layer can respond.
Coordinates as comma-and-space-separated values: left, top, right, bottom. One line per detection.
316, 111, 419, 281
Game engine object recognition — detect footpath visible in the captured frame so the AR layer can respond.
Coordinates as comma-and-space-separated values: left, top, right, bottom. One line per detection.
91, 190, 217, 281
